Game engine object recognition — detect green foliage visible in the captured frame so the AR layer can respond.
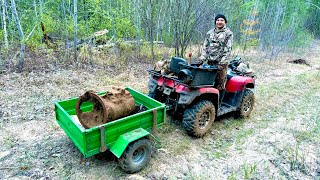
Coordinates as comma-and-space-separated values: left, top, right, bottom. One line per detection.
240, 4, 260, 51
0, 29, 4, 41
1, 0, 319, 63
285, 144, 307, 172
114, 17, 136, 38
242, 163, 257, 179
289, 28, 314, 48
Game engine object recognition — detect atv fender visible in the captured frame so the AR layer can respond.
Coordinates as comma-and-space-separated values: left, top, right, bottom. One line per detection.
226, 76, 254, 93
178, 88, 219, 105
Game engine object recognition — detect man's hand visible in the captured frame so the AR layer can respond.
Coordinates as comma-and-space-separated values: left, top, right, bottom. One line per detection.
217, 65, 223, 70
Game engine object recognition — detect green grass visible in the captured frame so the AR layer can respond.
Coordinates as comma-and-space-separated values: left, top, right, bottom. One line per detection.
227, 162, 258, 180
243, 162, 258, 179
285, 144, 307, 173
3, 133, 16, 148
255, 71, 320, 175
205, 71, 320, 178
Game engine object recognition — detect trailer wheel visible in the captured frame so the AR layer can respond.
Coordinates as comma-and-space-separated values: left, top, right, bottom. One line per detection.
236, 89, 255, 118
182, 100, 215, 137
118, 138, 152, 173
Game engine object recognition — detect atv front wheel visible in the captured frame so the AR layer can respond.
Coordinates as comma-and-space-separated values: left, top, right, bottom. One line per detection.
182, 100, 215, 137
118, 138, 152, 173
236, 89, 255, 118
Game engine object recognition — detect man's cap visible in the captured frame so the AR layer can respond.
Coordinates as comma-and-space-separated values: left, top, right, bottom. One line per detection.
215, 14, 227, 23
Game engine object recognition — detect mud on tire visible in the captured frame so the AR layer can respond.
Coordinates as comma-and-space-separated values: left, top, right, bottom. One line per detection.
118, 138, 152, 173
182, 100, 215, 138
236, 88, 255, 118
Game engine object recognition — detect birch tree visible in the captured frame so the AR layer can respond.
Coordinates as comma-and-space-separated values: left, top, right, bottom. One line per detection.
11, 0, 25, 71
2, 0, 8, 49
73, 0, 77, 63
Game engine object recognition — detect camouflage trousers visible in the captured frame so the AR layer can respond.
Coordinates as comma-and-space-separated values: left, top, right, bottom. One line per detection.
214, 64, 228, 90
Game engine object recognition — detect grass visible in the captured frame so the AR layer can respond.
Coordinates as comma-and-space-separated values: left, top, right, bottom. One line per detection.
206, 71, 320, 178
243, 162, 258, 179
3, 133, 16, 148
227, 162, 258, 180
235, 129, 254, 145
255, 71, 320, 176
285, 144, 307, 173
76, 42, 175, 68
1, 44, 319, 179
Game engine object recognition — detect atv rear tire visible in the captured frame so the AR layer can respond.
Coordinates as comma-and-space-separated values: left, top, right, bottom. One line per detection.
118, 138, 152, 173
236, 89, 255, 118
182, 100, 215, 137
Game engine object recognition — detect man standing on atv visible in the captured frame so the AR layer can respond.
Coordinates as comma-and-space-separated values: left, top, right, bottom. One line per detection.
199, 14, 233, 94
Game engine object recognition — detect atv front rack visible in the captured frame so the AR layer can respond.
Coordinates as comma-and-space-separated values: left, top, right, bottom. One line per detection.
147, 69, 187, 86
148, 69, 217, 88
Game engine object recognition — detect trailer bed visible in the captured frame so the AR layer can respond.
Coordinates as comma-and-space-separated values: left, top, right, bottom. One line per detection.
54, 87, 166, 158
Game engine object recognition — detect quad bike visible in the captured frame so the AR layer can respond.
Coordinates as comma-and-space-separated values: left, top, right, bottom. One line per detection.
148, 57, 255, 137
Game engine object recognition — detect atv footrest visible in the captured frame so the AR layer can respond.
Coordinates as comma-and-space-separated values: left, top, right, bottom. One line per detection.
218, 103, 237, 116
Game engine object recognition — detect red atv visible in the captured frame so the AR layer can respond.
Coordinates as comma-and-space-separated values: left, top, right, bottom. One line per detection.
148, 57, 255, 137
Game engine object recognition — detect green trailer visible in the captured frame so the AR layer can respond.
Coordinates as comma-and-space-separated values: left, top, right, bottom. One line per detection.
54, 87, 166, 173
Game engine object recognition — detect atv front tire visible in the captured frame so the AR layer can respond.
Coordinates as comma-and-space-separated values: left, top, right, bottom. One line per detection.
118, 138, 152, 173
182, 100, 215, 137
236, 89, 255, 118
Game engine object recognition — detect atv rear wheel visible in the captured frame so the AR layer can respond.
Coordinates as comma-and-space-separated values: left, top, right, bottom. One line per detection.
236, 89, 255, 118
182, 100, 215, 137
118, 138, 152, 173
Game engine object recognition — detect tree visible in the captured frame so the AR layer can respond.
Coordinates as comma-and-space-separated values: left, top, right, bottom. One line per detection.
240, 0, 260, 52
11, 0, 25, 71
305, 0, 320, 37
73, 0, 77, 63
2, 0, 8, 49
170, 0, 204, 57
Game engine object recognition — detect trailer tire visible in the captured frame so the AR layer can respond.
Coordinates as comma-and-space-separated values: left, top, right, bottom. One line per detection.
118, 138, 152, 173
235, 89, 255, 118
182, 100, 215, 138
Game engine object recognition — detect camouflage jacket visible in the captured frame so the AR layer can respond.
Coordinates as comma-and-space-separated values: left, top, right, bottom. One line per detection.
201, 26, 233, 65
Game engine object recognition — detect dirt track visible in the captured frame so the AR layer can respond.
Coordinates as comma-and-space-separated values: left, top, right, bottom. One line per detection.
0, 41, 319, 179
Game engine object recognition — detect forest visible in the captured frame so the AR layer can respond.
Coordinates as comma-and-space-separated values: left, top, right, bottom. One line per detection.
0, 0, 320, 72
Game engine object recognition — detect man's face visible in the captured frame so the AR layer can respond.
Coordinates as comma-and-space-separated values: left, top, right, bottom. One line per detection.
215, 18, 226, 29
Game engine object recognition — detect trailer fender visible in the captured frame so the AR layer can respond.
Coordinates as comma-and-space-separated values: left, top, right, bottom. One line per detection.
110, 128, 150, 158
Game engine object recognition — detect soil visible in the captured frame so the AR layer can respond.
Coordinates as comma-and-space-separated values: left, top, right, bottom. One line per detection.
0, 40, 319, 179
76, 88, 135, 129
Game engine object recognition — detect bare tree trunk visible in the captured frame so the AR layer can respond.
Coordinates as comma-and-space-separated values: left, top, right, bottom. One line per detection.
2, 0, 8, 49
156, 9, 161, 42
83, 0, 88, 34
73, 0, 77, 63
62, 0, 69, 62
134, 0, 141, 57
147, 0, 154, 60
110, 0, 115, 38
11, 0, 25, 72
